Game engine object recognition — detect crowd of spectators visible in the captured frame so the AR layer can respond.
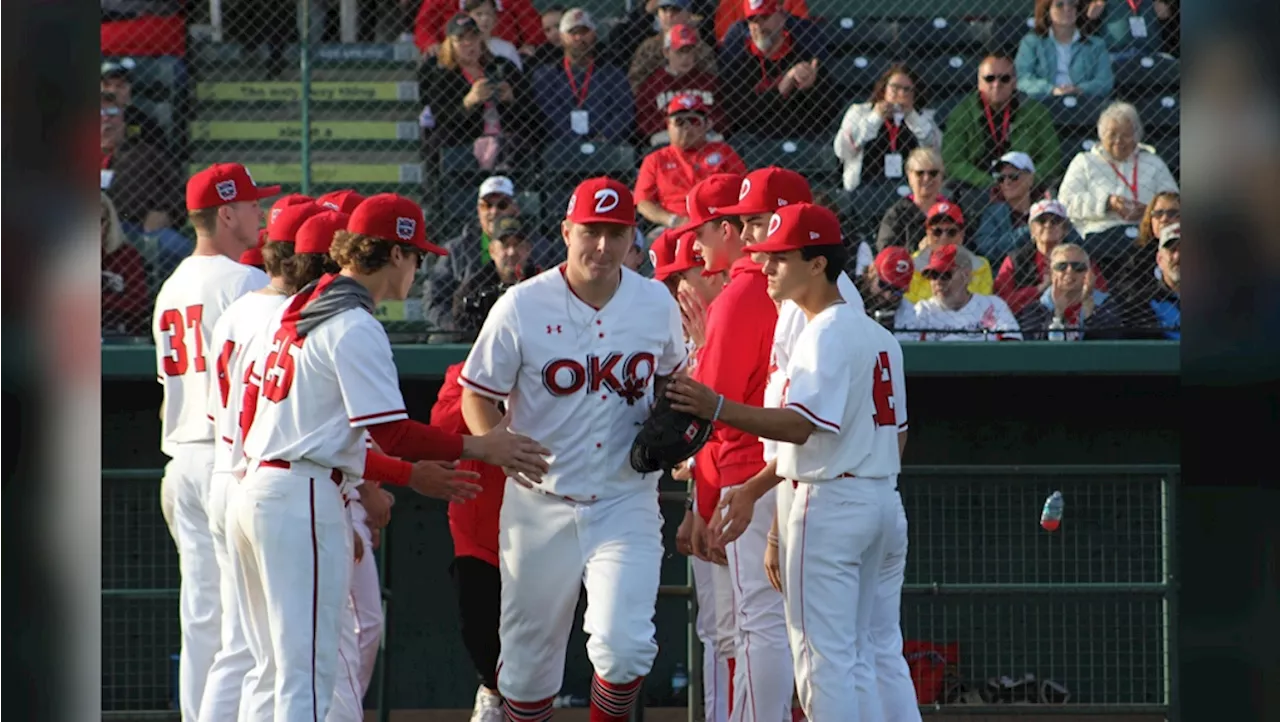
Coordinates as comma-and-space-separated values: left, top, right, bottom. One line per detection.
100, 0, 1182, 342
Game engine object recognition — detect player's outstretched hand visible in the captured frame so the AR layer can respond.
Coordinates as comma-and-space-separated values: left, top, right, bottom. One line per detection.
474, 416, 551, 481
665, 373, 719, 419
709, 487, 756, 549
407, 460, 483, 503
359, 482, 393, 529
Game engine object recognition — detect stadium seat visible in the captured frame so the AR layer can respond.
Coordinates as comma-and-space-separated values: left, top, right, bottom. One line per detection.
1135, 95, 1180, 131
816, 19, 897, 55
826, 55, 895, 97
913, 55, 981, 97
540, 140, 636, 176
735, 136, 836, 177
841, 181, 911, 245
1041, 94, 1108, 132
896, 17, 988, 55
988, 15, 1035, 54
1112, 54, 1180, 97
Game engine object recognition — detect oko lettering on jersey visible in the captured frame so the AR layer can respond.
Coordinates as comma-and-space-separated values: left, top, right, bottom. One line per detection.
541, 351, 656, 405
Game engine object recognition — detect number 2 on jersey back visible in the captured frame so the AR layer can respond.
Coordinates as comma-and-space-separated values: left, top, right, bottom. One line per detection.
872, 351, 897, 428
158, 305, 207, 376
261, 327, 303, 403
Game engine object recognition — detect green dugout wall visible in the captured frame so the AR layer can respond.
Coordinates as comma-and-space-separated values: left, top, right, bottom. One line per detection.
102, 342, 1180, 716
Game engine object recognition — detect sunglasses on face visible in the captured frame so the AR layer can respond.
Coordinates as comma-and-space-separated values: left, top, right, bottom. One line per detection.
1052, 260, 1087, 273
671, 115, 705, 127
911, 169, 941, 178
481, 198, 512, 211
922, 270, 954, 281
928, 226, 961, 238
1033, 214, 1067, 227
993, 171, 1022, 183
982, 74, 1014, 84
1151, 208, 1180, 220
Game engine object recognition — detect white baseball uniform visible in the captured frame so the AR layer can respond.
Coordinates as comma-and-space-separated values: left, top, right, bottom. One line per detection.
691, 554, 733, 722
459, 266, 685, 704
328, 472, 385, 722
152, 253, 267, 721
237, 297, 406, 722
774, 302, 909, 722
199, 289, 288, 722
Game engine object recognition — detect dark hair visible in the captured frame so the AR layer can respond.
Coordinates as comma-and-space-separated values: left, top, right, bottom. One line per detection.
719, 215, 744, 233
1034, 0, 1088, 37
800, 244, 847, 283
282, 252, 340, 293
869, 63, 927, 109
330, 231, 417, 274
261, 241, 295, 278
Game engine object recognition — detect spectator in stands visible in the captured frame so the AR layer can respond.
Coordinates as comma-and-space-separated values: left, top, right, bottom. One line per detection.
101, 60, 167, 149
466, 0, 526, 69
713, 0, 809, 44
857, 246, 918, 336
941, 51, 1062, 210
532, 8, 635, 143
1058, 101, 1179, 248
608, 0, 664, 71
635, 95, 746, 228
972, 151, 1053, 260
625, 230, 651, 274
629, 1, 715, 92
100, 94, 188, 281
635, 25, 726, 145
421, 14, 537, 171
876, 147, 953, 252
424, 176, 557, 331
452, 217, 541, 336
1016, 242, 1125, 338
908, 244, 1022, 341
1119, 221, 1180, 338
1109, 189, 1179, 277
1015, 0, 1115, 101
833, 64, 941, 192
529, 5, 567, 66
904, 202, 994, 303
101, 191, 150, 337
1082, 0, 1167, 60
414, 0, 544, 58
718, 0, 830, 138
995, 198, 1103, 314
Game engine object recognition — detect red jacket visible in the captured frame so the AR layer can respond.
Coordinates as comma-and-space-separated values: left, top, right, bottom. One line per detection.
414, 0, 545, 52
102, 243, 151, 335
633, 69, 725, 138
699, 257, 777, 488
432, 362, 505, 567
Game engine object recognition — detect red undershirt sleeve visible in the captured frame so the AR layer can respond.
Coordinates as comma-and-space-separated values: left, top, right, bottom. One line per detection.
367, 418, 465, 462
363, 449, 413, 487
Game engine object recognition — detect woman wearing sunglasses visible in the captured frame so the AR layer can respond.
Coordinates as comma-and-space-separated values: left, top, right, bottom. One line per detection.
1014, 242, 1126, 339
1015, 0, 1114, 101
875, 147, 953, 252
994, 198, 1105, 314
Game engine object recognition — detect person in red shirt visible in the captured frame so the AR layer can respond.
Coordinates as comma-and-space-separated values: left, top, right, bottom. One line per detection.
635, 94, 746, 229
994, 198, 1106, 314
415, 0, 545, 58
713, 0, 809, 44
101, 191, 151, 336
431, 361, 510, 722
634, 24, 726, 145
676, 170, 794, 719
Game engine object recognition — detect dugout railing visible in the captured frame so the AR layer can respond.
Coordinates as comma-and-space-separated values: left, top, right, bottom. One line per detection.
102, 463, 1178, 720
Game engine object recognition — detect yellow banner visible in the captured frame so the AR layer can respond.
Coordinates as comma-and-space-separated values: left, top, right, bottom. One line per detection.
196, 81, 418, 103
188, 120, 418, 142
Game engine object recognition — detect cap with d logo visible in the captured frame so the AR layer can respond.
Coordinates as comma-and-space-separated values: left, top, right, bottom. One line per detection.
294, 211, 351, 255
717, 167, 812, 217
742, 203, 841, 253
347, 193, 447, 255
267, 202, 325, 243
315, 189, 366, 214
565, 177, 636, 226
673, 173, 745, 235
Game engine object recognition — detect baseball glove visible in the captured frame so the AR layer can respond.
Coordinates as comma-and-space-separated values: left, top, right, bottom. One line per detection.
629, 394, 714, 474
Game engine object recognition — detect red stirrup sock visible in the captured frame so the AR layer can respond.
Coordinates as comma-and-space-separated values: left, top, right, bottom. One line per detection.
726, 657, 736, 714
589, 674, 643, 721
503, 696, 554, 721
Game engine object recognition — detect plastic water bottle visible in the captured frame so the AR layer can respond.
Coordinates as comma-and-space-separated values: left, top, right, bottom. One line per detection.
671, 662, 689, 700
1040, 491, 1065, 531
552, 694, 588, 708
1047, 316, 1067, 342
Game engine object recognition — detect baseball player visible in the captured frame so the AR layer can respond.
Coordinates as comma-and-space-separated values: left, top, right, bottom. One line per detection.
236, 193, 550, 721
668, 203, 911, 722
152, 162, 276, 721
458, 177, 686, 722
674, 172, 794, 722
198, 199, 324, 722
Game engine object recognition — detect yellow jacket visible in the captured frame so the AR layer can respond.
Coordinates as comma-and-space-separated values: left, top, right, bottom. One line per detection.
906, 246, 994, 304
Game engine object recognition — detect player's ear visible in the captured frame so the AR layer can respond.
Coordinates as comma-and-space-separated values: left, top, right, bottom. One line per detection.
560, 220, 572, 246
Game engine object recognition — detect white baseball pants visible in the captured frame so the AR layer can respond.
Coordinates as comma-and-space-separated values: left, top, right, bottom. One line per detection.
722, 486, 794, 722
198, 471, 256, 722
691, 556, 731, 722
873, 490, 921, 722
327, 489, 384, 722
164, 442, 220, 721
495, 483, 662, 703
777, 478, 894, 722
235, 462, 353, 722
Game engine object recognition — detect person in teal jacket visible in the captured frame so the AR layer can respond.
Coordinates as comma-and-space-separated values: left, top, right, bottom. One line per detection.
1016, 0, 1114, 100
941, 52, 1063, 192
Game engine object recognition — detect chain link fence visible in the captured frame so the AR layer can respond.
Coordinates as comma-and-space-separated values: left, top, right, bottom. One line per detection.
101, 0, 1181, 343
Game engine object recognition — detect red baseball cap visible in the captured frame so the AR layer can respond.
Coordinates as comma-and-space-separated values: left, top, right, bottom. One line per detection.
742, 203, 841, 254
268, 193, 314, 224
648, 230, 680, 281
565, 177, 636, 226
239, 232, 266, 267
347, 193, 446, 255
673, 173, 745, 235
666, 23, 698, 51
875, 246, 914, 290
922, 244, 961, 275
718, 167, 812, 217
743, 0, 780, 19
666, 93, 708, 116
926, 201, 965, 227
186, 163, 282, 211
315, 189, 366, 214
655, 230, 705, 278
294, 211, 351, 255
266, 202, 325, 243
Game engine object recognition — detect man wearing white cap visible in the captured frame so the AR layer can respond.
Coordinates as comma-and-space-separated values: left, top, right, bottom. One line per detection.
973, 150, 1044, 260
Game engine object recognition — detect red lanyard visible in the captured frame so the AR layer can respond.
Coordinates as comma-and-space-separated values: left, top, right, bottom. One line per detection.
101, 152, 114, 170
982, 97, 1011, 147
883, 117, 902, 151
1108, 155, 1140, 201
564, 57, 593, 108
1126, 0, 1142, 14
